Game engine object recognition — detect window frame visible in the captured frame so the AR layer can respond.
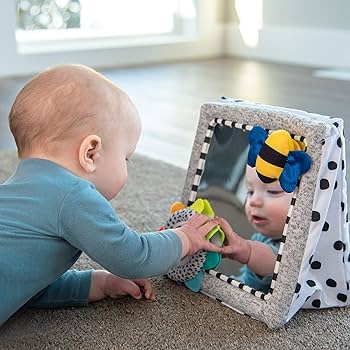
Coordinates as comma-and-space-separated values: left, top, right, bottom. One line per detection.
0, 0, 223, 78
15, 1, 199, 54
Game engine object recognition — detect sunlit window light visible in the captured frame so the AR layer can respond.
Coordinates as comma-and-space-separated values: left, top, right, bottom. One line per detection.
80, 0, 178, 35
235, 0, 263, 48
16, 0, 197, 36
15, 0, 198, 54
176, 0, 196, 19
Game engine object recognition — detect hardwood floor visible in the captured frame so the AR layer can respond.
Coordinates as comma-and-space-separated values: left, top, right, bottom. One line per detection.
103, 58, 350, 169
1, 57, 349, 174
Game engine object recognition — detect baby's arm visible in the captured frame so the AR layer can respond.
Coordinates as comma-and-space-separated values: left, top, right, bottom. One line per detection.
218, 218, 276, 277
88, 215, 221, 302
26, 270, 155, 309
59, 184, 222, 279
244, 241, 277, 276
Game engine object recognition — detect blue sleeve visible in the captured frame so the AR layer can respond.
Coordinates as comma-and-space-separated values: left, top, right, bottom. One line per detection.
250, 232, 280, 255
237, 265, 272, 294
26, 270, 92, 308
58, 182, 182, 279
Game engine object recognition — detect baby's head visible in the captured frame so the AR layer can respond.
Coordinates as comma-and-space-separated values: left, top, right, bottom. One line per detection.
245, 165, 293, 239
9, 64, 141, 200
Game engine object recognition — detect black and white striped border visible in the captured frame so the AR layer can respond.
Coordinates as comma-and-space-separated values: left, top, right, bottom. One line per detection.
187, 118, 304, 300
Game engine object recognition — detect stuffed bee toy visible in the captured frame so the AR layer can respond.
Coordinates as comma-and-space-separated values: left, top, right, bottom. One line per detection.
247, 125, 312, 193
160, 198, 225, 292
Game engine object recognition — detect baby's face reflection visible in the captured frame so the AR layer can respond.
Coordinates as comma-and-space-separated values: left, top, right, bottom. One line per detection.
245, 166, 293, 239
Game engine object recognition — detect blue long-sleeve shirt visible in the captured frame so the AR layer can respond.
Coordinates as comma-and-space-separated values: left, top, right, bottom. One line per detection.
0, 158, 182, 325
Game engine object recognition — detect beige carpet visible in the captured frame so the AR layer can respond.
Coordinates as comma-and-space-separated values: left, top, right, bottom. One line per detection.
0, 151, 349, 350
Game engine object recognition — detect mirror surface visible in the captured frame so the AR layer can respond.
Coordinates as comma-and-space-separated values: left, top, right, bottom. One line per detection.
198, 125, 251, 275
198, 124, 293, 294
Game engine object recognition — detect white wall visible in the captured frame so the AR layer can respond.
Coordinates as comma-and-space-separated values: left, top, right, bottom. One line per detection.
262, 0, 350, 30
224, 0, 350, 69
0, 0, 224, 78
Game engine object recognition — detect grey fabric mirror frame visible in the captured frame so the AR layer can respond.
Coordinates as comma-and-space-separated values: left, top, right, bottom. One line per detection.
181, 99, 328, 328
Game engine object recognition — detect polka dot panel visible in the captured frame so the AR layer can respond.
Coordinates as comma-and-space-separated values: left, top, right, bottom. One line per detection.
288, 120, 349, 317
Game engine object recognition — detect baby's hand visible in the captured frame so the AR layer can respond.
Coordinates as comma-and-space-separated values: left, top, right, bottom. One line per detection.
107, 277, 156, 301
217, 217, 251, 264
173, 214, 223, 257
89, 270, 156, 302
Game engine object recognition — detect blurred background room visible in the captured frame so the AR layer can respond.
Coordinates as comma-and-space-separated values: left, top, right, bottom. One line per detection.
1, 0, 349, 173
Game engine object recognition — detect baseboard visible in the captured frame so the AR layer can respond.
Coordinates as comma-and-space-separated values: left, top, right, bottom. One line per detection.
224, 24, 350, 70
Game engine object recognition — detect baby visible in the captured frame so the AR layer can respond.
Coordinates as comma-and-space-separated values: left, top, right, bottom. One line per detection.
0, 64, 221, 326
220, 165, 293, 293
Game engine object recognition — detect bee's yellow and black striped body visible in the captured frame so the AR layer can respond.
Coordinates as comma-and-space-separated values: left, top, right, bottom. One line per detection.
255, 130, 306, 184
247, 125, 311, 192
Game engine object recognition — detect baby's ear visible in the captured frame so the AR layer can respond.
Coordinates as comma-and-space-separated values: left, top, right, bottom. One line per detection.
78, 135, 102, 173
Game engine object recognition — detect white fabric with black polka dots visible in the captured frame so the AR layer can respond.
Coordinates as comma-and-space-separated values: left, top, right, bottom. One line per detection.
287, 118, 349, 319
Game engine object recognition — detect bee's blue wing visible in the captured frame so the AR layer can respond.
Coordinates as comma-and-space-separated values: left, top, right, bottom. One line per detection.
247, 126, 268, 167
280, 151, 312, 192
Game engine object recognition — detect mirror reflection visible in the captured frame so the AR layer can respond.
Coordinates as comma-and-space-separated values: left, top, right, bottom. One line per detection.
198, 125, 294, 293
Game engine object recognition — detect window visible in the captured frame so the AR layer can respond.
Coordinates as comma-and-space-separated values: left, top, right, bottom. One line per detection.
16, 0, 198, 54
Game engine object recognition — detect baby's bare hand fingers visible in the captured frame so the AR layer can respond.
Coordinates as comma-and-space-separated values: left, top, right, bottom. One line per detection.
185, 213, 210, 228
203, 241, 223, 253
198, 220, 218, 236
217, 217, 232, 232
217, 217, 238, 240
145, 289, 156, 301
133, 279, 156, 301
133, 278, 151, 289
